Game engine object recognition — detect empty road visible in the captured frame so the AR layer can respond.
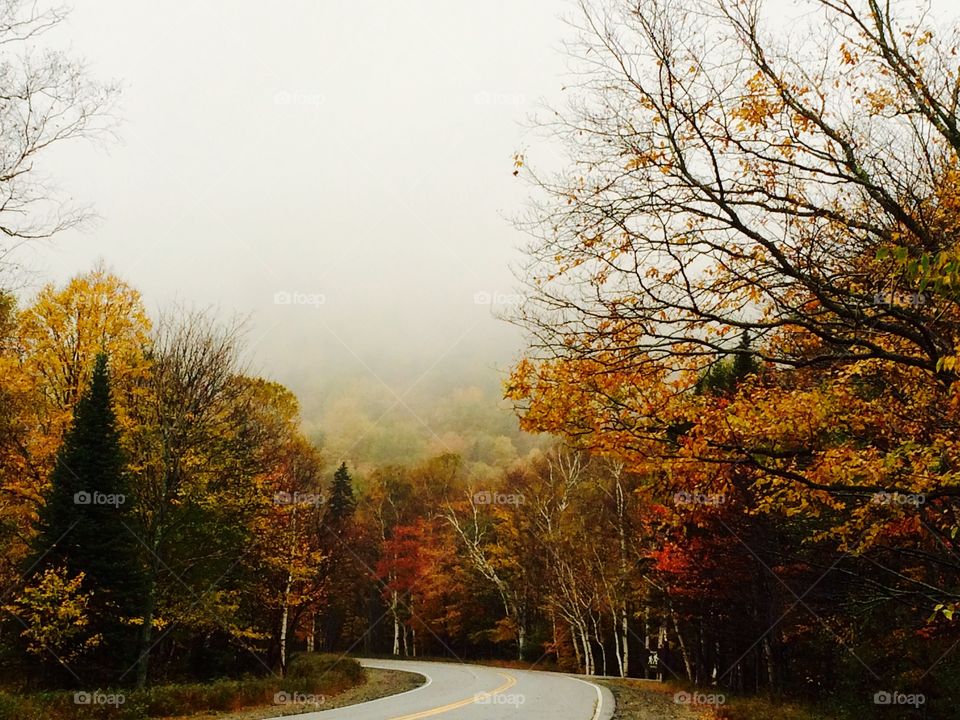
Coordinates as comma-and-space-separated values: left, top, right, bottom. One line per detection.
267, 658, 615, 720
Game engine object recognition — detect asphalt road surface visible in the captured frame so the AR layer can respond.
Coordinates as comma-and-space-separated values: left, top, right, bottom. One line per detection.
267, 658, 615, 720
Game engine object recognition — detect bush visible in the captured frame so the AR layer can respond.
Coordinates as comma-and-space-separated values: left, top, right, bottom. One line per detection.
286, 653, 364, 687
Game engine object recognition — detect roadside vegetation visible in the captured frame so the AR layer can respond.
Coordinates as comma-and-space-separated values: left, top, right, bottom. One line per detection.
0, 654, 384, 720
599, 678, 845, 720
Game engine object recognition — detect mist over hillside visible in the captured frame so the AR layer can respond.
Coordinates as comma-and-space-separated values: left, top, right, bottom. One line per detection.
253, 314, 544, 476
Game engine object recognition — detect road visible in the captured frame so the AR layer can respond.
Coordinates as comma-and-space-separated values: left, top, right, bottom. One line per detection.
268, 658, 615, 720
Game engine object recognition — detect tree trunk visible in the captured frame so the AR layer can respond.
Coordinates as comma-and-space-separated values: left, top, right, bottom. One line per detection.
672, 611, 694, 681
579, 622, 594, 675
644, 613, 654, 680
391, 592, 401, 657
571, 621, 584, 673
592, 615, 606, 676
306, 614, 315, 653
657, 618, 668, 681
620, 605, 630, 677
135, 526, 162, 688
613, 613, 623, 677
279, 569, 293, 675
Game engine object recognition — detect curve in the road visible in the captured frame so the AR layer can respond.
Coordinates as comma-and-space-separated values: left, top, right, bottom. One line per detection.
387, 670, 516, 720
264, 658, 614, 720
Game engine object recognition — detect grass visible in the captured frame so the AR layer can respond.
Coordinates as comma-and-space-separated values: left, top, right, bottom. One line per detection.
595, 678, 707, 720
0, 653, 425, 720
710, 696, 840, 720
171, 667, 426, 720
597, 678, 843, 720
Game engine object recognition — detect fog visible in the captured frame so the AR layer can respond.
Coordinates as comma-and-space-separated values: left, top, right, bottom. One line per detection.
20, 1, 572, 465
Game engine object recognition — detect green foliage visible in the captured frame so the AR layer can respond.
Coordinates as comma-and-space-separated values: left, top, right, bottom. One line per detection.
876, 245, 960, 297
696, 332, 759, 395
26, 354, 144, 679
326, 462, 357, 526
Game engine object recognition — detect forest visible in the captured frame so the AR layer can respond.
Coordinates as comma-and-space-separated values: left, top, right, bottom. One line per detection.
1, 0, 960, 718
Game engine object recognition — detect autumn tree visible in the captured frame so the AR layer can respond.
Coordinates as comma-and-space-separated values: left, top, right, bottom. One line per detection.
125, 309, 251, 687
508, 0, 960, 707
516, 0, 960, 379
444, 474, 542, 661
0, 291, 34, 588
15, 265, 150, 491
367, 464, 418, 657
244, 383, 326, 674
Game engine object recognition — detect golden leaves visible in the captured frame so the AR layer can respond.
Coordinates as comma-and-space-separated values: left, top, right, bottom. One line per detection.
731, 71, 785, 131
839, 42, 860, 66
4, 567, 102, 662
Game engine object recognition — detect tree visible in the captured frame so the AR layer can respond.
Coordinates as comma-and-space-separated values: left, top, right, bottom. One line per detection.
3, 567, 101, 669
244, 383, 326, 673
516, 0, 960, 381
0, 0, 119, 266
316, 462, 368, 651
15, 265, 151, 490
0, 290, 37, 588
125, 309, 250, 687
26, 353, 143, 683
326, 463, 356, 530
507, 0, 960, 706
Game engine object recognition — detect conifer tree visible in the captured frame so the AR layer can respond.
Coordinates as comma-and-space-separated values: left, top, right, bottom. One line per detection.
30, 353, 144, 681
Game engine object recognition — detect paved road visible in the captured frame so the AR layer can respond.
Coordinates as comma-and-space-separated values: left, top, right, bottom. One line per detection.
268, 658, 615, 720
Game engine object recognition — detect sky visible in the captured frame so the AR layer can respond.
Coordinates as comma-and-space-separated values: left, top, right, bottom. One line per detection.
24, 0, 573, 410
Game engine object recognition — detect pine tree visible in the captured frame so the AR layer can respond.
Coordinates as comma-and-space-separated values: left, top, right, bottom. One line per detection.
696, 331, 758, 396
325, 462, 356, 531
30, 353, 144, 682
731, 330, 758, 383
317, 462, 358, 650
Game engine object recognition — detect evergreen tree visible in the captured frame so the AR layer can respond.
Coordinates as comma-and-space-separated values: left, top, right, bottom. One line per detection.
695, 331, 759, 396
325, 462, 356, 531
30, 353, 144, 682
317, 462, 359, 650
731, 330, 758, 383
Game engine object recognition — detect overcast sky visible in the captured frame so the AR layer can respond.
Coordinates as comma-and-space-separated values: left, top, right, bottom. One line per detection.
26, 0, 571, 396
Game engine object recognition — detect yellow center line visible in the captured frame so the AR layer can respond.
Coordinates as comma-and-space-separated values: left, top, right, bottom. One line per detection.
386, 672, 518, 720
